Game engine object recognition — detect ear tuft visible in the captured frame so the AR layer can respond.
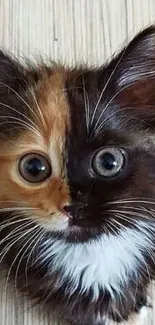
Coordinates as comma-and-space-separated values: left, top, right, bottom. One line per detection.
0, 51, 26, 94
109, 26, 155, 109
117, 26, 155, 88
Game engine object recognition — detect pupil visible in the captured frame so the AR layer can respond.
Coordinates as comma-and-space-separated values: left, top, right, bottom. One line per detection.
25, 158, 45, 177
101, 153, 117, 170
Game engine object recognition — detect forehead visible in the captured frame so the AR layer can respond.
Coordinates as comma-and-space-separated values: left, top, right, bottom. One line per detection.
65, 69, 126, 147
34, 69, 70, 142
65, 67, 155, 148
16, 65, 154, 157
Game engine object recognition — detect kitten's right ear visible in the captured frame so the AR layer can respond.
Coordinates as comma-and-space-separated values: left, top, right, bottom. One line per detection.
0, 51, 26, 94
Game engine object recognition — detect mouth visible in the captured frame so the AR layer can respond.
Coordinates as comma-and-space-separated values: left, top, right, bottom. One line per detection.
49, 210, 114, 243
57, 215, 104, 243
68, 216, 97, 228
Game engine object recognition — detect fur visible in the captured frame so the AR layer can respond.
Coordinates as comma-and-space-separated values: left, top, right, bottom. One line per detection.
40, 222, 153, 300
1, 26, 155, 324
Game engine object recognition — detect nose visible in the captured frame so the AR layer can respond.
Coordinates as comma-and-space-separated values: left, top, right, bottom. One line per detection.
63, 202, 87, 218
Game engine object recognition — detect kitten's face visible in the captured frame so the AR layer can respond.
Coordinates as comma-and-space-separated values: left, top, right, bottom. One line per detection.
1, 27, 155, 324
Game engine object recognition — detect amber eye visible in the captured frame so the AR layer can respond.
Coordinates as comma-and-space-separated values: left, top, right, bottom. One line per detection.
19, 153, 52, 183
92, 147, 125, 178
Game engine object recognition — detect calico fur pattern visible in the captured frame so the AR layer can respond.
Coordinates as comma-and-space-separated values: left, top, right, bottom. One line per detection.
0, 27, 155, 325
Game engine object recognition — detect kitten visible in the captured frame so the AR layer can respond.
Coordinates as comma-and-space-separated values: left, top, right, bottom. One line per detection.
0, 26, 155, 325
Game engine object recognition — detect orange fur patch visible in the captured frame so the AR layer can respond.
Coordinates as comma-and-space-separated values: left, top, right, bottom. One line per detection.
0, 68, 71, 229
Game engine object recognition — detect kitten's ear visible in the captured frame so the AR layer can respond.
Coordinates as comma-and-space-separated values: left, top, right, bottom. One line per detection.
118, 26, 155, 83
0, 51, 26, 94
113, 26, 155, 106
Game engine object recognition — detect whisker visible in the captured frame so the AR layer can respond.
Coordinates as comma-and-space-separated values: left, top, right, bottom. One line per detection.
28, 87, 47, 130
1, 223, 38, 265
0, 220, 35, 247
107, 209, 151, 220
107, 209, 155, 237
105, 219, 119, 236
0, 217, 34, 230
107, 212, 136, 227
93, 69, 155, 136
0, 115, 41, 138
14, 227, 42, 296
0, 120, 40, 139
100, 224, 110, 236
82, 76, 90, 135
119, 69, 155, 87
0, 122, 37, 140
0, 81, 43, 127
102, 210, 137, 229
0, 102, 40, 132
0, 200, 32, 203
94, 106, 134, 135
94, 103, 147, 136
3, 224, 40, 307
25, 229, 45, 285
110, 216, 128, 232
114, 205, 155, 220
0, 207, 36, 212
105, 198, 155, 206
90, 48, 127, 130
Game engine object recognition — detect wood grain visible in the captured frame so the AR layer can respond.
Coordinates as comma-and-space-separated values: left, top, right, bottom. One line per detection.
0, 0, 155, 324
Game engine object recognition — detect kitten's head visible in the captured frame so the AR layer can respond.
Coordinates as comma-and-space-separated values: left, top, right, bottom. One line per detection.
1, 26, 155, 322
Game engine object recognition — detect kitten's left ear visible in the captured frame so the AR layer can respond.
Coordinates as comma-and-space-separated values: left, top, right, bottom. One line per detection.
116, 26, 155, 86
113, 26, 155, 105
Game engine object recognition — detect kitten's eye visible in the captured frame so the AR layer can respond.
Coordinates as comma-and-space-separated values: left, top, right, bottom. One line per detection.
92, 147, 125, 178
19, 153, 52, 183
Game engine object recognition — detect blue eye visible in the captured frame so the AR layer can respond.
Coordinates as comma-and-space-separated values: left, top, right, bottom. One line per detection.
92, 147, 125, 177
19, 153, 52, 183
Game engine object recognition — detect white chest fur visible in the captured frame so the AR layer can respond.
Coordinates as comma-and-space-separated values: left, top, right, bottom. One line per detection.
41, 222, 153, 300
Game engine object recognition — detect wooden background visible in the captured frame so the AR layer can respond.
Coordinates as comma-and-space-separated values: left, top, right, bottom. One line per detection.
0, 0, 155, 324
